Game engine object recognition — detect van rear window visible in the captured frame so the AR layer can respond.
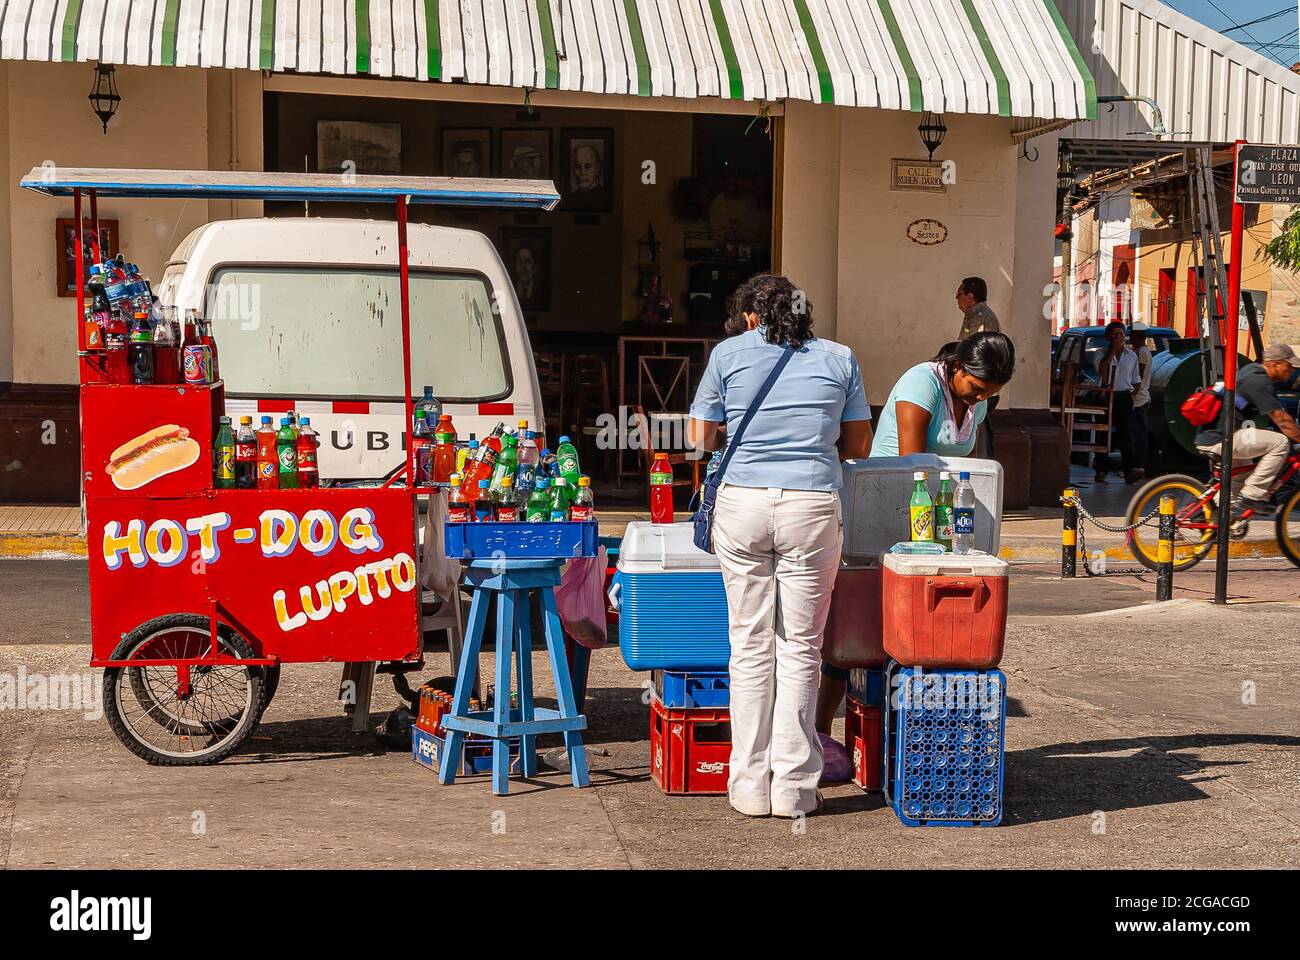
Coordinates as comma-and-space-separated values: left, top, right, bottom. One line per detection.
206, 266, 510, 401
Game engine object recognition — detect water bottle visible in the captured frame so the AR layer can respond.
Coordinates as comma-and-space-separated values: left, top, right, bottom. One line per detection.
953, 471, 976, 555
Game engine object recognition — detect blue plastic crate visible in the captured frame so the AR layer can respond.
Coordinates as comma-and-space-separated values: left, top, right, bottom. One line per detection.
847, 668, 885, 707
411, 725, 521, 777
883, 664, 1006, 827
443, 520, 599, 559
652, 669, 730, 708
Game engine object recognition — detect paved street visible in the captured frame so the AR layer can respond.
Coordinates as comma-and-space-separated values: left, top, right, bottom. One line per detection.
1, 558, 1297, 868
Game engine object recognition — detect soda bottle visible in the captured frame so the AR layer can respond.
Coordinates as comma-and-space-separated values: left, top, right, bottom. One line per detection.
277, 417, 299, 489
490, 433, 518, 494
909, 471, 934, 543
256, 416, 278, 490
556, 435, 581, 496
416, 386, 442, 430
495, 476, 520, 522
469, 424, 503, 489
198, 316, 220, 381
953, 471, 977, 555
516, 430, 539, 490
85, 288, 108, 351
214, 416, 236, 489
539, 448, 557, 479
297, 417, 320, 489
152, 303, 180, 384
104, 307, 129, 383
548, 476, 570, 521
235, 416, 257, 489
412, 410, 433, 486
433, 414, 457, 484
526, 478, 550, 522
649, 452, 674, 524
127, 310, 155, 384
934, 471, 955, 551
457, 434, 476, 477
447, 474, 472, 523
475, 479, 495, 522
571, 476, 595, 522
182, 308, 201, 348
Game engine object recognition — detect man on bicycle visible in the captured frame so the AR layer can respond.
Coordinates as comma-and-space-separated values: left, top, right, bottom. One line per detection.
1195, 343, 1300, 517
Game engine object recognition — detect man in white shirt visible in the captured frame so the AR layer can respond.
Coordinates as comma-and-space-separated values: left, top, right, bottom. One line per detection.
1130, 326, 1154, 476
1094, 321, 1144, 484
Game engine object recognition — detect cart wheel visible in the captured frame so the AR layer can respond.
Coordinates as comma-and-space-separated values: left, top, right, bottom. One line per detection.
103, 614, 266, 766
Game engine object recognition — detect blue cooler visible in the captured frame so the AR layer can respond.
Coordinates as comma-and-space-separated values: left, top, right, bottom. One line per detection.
615, 522, 730, 670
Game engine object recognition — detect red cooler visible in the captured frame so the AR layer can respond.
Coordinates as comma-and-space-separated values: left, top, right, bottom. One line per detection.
822, 555, 886, 668
882, 551, 1008, 669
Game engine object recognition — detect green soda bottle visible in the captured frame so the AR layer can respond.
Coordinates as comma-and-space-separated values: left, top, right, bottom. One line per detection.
214, 416, 236, 489
556, 435, 580, 501
909, 471, 933, 543
490, 433, 519, 494
277, 417, 299, 489
934, 471, 954, 551
526, 478, 551, 522
548, 476, 570, 520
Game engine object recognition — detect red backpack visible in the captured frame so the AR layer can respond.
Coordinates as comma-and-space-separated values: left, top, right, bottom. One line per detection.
1181, 386, 1223, 427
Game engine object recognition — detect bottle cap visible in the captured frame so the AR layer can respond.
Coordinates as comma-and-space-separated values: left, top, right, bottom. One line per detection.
300, 417, 311, 426
478, 480, 489, 489
554, 477, 567, 486
261, 416, 272, 424
423, 385, 433, 395
959, 471, 971, 480
540, 449, 552, 457
536, 479, 549, 489
468, 439, 479, 448
240, 416, 252, 424
517, 419, 528, 429
913, 471, 926, 481
281, 417, 290, 426
579, 476, 590, 486
558, 435, 570, 444
501, 477, 514, 488
939, 471, 951, 480
450, 473, 462, 486
219, 416, 231, 423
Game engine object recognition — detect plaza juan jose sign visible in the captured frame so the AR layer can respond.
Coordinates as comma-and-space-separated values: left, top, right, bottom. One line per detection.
1235, 145, 1300, 204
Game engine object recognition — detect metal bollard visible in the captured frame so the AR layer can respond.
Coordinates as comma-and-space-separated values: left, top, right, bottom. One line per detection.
1061, 488, 1078, 578
1156, 495, 1176, 601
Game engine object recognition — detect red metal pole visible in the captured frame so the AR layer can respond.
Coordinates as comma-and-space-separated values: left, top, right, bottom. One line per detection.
74, 189, 87, 384
1215, 139, 1247, 606
396, 195, 415, 488
89, 190, 101, 262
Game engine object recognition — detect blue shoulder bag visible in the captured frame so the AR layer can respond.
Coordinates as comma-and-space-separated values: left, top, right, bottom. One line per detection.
692, 345, 795, 553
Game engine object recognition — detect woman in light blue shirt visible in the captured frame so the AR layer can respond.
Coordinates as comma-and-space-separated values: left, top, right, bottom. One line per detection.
688, 274, 872, 819
870, 332, 1016, 458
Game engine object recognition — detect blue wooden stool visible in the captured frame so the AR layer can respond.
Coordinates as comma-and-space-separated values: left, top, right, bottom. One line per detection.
437, 558, 589, 794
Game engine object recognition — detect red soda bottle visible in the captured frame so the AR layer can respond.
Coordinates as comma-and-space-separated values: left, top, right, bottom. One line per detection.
255, 416, 278, 490
297, 417, 319, 488
104, 308, 130, 384
447, 474, 472, 522
649, 453, 674, 524
235, 416, 257, 489
152, 304, 181, 384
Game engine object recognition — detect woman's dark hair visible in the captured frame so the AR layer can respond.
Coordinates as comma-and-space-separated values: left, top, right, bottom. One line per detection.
727, 273, 815, 348
933, 331, 1016, 385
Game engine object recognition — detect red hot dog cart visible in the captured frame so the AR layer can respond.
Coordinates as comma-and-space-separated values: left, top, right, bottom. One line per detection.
20, 167, 558, 765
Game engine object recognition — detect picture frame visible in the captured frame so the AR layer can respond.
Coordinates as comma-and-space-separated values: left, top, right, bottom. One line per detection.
316, 120, 402, 175
499, 226, 552, 312
560, 127, 614, 212
499, 128, 552, 180
56, 218, 119, 298
441, 128, 492, 178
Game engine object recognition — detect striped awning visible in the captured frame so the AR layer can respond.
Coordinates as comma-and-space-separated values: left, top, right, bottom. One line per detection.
0, 0, 1096, 119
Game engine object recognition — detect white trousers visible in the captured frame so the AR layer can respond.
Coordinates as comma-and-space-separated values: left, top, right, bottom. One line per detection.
712, 483, 843, 816
1198, 428, 1290, 502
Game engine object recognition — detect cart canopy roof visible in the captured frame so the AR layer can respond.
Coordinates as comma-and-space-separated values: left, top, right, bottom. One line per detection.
20, 167, 559, 210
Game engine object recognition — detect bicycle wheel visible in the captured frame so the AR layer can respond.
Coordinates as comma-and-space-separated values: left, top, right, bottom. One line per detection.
1126, 474, 1218, 572
1274, 486, 1300, 568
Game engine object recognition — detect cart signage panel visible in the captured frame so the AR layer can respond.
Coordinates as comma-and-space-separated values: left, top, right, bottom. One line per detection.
86, 487, 421, 663
1234, 145, 1300, 204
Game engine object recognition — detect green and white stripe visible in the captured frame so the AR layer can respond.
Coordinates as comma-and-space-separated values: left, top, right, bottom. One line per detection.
0, 0, 1095, 119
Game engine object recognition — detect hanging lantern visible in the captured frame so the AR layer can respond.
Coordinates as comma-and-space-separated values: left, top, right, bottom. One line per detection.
917, 111, 947, 161
88, 63, 121, 134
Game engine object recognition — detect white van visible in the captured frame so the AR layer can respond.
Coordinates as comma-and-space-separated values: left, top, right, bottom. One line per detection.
153, 218, 543, 481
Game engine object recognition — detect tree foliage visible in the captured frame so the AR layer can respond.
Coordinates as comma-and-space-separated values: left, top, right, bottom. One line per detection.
1261, 207, 1300, 272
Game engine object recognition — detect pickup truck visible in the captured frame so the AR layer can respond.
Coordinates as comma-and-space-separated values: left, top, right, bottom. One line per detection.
153, 218, 543, 482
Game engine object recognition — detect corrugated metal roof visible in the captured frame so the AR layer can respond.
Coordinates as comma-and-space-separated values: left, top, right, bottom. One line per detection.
1053, 0, 1300, 144
0, 1, 1096, 119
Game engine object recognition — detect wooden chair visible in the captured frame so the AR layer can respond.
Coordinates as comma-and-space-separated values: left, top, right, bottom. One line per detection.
631, 404, 702, 497
570, 352, 615, 477
534, 351, 566, 443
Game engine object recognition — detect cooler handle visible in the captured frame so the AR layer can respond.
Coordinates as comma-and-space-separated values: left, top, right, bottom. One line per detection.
607, 574, 622, 611
924, 578, 987, 613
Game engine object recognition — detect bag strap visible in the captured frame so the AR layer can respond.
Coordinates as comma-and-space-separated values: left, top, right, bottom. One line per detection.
712, 345, 795, 487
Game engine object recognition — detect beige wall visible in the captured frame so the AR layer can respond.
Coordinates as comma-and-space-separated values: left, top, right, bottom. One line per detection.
1009, 130, 1059, 408
0, 60, 13, 384
785, 107, 1030, 407
3, 62, 216, 384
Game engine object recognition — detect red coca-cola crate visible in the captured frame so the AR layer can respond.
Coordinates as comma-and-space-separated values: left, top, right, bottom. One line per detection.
844, 695, 883, 791
881, 552, 1009, 669
649, 697, 731, 795
823, 556, 886, 668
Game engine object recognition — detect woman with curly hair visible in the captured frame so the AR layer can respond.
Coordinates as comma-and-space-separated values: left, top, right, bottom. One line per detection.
687, 273, 873, 818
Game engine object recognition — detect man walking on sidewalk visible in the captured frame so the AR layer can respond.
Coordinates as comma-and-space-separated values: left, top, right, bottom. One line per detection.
1094, 321, 1143, 485
1195, 343, 1300, 517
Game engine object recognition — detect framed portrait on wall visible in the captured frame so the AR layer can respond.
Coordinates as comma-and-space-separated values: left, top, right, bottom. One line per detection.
441, 128, 492, 178
56, 218, 119, 298
316, 120, 402, 175
499, 227, 551, 313
499, 128, 552, 180
560, 127, 614, 212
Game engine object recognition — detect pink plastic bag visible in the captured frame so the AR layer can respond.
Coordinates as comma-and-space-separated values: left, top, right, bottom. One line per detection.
555, 547, 608, 650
